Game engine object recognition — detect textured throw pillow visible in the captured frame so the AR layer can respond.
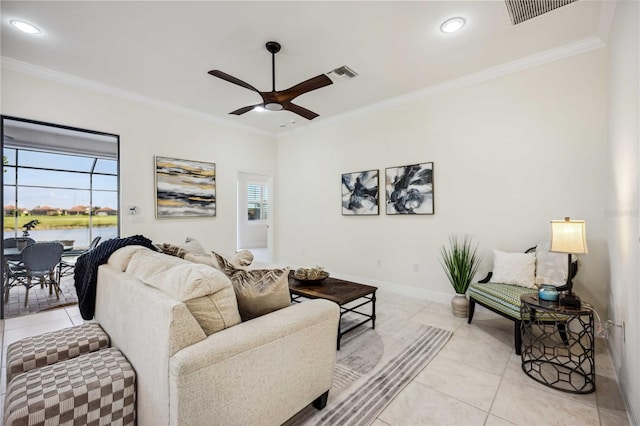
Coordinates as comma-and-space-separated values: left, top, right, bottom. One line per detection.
158, 243, 189, 259
185, 250, 254, 271
215, 253, 290, 321
535, 241, 571, 286
490, 250, 536, 288
158, 237, 208, 259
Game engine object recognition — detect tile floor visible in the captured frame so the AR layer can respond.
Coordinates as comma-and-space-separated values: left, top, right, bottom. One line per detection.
0, 290, 631, 426
3, 274, 77, 318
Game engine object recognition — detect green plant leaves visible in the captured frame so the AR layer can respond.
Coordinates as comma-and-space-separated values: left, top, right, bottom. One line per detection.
440, 234, 482, 294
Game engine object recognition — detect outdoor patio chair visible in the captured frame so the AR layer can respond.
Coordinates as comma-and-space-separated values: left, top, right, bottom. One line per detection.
5, 242, 64, 306
58, 236, 102, 280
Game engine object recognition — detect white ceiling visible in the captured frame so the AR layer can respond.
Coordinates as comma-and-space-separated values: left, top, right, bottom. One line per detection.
1, 1, 609, 136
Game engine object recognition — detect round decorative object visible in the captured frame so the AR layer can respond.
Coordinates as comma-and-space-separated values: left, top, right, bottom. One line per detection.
294, 267, 329, 284
451, 294, 469, 318
538, 284, 559, 302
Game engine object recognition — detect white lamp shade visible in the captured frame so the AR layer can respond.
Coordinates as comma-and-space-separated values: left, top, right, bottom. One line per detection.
550, 218, 588, 254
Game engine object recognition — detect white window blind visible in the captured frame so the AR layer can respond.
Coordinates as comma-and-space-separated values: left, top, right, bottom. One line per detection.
247, 183, 268, 221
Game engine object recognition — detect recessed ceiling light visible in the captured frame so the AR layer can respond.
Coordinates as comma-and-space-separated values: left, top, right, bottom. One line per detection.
440, 17, 465, 33
10, 19, 41, 34
254, 106, 265, 112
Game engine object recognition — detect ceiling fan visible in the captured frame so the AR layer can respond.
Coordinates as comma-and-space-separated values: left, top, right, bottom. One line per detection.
208, 41, 333, 120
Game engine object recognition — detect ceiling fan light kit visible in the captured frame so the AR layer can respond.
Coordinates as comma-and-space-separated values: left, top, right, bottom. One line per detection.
208, 41, 335, 121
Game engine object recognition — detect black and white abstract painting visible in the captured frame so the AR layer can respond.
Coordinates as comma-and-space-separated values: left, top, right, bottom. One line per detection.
155, 156, 216, 218
385, 162, 434, 215
341, 169, 379, 215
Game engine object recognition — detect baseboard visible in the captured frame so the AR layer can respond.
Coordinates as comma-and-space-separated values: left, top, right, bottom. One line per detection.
606, 338, 639, 426
328, 271, 452, 305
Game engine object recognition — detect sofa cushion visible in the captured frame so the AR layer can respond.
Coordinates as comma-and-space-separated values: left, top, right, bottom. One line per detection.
214, 253, 290, 321
122, 249, 241, 335
490, 250, 536, 288
108, 246, 154, 271
127, 249, 189, 282
145, 263, 241, 335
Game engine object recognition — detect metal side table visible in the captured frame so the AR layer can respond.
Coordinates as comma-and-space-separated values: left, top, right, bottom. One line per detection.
520, 293, 595, 394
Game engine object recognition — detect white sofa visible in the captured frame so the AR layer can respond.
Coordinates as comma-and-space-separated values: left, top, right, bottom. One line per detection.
94, 246, 340, 426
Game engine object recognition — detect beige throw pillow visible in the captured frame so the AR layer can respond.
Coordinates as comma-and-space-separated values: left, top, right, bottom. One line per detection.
214, 253, 290, 321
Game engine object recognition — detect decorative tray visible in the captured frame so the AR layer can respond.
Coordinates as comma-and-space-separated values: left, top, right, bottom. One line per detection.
293, 267, 329, 284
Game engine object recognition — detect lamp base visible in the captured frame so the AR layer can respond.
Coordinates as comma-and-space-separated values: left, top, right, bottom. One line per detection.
560, 292, 581, 308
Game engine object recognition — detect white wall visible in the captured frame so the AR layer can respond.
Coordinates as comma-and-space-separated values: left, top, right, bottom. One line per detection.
606, 0, 639, 423
237, 172, 269, 249
1, 69, 277, 255
276, 49, 610, 314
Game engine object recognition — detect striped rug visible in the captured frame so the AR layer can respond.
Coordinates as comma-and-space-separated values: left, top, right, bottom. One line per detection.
287, 323, 451, 426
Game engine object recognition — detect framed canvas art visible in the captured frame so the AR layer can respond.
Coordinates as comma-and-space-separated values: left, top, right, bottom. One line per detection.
155, 156, 216, 218
341, 169, 379, 215
385, 162, 434, 215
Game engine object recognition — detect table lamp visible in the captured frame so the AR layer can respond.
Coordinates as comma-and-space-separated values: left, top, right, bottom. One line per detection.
550, 217, 588, 308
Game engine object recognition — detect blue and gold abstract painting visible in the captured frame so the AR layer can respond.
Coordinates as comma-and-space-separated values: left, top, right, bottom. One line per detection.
155, 156, 216, 218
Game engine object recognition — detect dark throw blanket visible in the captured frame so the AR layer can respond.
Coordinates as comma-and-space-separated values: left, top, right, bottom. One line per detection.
74, 235, 157, 320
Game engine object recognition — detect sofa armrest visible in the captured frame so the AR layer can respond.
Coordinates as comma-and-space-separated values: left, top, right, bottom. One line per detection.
169, 299, 340, 426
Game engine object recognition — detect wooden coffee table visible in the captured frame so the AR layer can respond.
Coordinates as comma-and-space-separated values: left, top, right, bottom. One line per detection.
288, 272, 377, 350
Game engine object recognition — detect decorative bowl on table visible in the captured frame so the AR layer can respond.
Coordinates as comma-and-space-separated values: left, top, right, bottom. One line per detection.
293, 267, 329, 284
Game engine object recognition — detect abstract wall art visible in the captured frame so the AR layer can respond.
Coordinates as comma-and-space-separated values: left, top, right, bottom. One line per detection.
155, 156, 216, 218
341, 169, 379, 215
385, 162, 434, 215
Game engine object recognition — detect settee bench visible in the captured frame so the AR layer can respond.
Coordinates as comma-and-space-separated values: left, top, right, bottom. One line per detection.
467, 246, 577, 355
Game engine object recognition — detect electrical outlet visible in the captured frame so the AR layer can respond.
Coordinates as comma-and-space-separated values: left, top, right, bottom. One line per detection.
128, 206, 139, 215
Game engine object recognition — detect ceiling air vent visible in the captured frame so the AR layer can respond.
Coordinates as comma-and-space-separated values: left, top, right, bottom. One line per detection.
505, 0, 578, 25
327, 65, 358, 81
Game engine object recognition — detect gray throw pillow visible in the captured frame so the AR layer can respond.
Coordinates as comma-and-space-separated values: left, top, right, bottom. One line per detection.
214, 253, 290, 321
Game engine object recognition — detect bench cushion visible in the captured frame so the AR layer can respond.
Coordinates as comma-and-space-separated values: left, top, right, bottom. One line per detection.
4, 347, 135, 426
468, 282, 536, 319
6, 322, 110, 384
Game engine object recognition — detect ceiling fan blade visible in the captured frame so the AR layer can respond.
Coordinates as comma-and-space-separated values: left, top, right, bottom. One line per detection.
284, 103, 320, 120
279, 74, 333, 101
230, 104, 263, 115
208, 70, 259, 93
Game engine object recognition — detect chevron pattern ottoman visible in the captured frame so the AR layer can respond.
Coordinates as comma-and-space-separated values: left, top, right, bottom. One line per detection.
6, 322, 110, 383
4, 347, 136, 426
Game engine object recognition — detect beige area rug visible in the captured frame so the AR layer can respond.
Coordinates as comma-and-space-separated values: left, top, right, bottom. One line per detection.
286, 317, 451, 426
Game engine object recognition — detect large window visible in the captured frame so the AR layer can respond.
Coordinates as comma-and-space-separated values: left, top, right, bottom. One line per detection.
2, 118, 119, 249
247, 183, 268, 222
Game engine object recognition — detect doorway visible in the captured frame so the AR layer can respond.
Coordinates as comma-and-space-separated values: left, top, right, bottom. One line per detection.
237, 172, 272, 264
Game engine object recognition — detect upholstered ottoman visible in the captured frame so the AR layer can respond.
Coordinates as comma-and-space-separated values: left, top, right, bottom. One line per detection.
4, 347, 136, 426
6, 322, 110, 383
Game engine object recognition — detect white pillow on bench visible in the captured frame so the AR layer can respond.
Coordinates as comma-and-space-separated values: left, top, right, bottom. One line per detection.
490, 250, 536, 288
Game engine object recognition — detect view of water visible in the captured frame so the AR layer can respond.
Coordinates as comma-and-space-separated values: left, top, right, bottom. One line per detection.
4, 226, 118, 249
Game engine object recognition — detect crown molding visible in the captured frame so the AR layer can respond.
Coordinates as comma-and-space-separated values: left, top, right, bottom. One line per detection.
278, 35, 606, 139
1, 57, 275, 139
